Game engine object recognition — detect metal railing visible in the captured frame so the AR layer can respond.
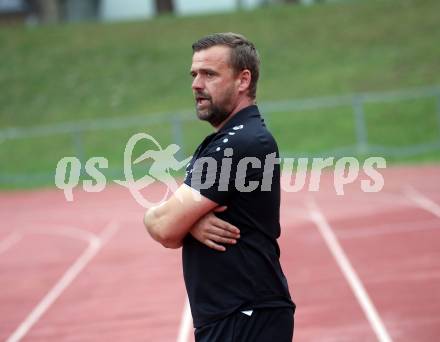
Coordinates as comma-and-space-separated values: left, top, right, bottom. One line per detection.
1, 85, 440, 187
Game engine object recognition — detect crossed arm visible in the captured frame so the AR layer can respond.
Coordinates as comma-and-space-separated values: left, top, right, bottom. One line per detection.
143, 183, 240, 251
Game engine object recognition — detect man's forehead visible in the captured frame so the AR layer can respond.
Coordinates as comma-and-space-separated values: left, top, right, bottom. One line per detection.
191, 45, 231, 69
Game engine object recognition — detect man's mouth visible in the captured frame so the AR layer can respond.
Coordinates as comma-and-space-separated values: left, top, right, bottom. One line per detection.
196, 96, 210, 106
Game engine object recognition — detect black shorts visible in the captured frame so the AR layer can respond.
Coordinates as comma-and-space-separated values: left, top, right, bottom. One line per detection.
194, 307, 294, 342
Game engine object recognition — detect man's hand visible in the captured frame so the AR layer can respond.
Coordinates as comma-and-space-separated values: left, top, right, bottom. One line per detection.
143, 184, 219, 248
190, 206, 240, 252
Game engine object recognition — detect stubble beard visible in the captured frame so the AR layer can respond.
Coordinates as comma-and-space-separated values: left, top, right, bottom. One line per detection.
195, 86, 235, 127
196, 100, 230, 127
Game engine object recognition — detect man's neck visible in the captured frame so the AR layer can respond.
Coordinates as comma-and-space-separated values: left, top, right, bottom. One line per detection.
214, 98, 256, 132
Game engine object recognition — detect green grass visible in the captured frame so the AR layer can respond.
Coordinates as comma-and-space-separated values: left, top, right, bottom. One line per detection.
365, 99, 440, 146
268, 106, 358, 154
1, 0, 440, 188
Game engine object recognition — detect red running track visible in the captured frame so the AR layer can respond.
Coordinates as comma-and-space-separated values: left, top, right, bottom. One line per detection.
0, 165, 439, 342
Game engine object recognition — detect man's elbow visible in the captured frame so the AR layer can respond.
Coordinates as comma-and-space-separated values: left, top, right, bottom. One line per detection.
160, 238, 183, 249
143, 211, 182, 249
151, 229, 182, 249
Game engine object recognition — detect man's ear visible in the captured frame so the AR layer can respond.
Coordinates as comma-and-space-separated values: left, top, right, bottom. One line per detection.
237, 69, 251, 93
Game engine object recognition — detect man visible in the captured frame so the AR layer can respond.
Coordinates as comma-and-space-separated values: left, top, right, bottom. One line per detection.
143, 32, 295, 341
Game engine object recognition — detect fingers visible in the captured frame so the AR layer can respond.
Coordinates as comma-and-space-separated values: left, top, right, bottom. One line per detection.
211, 207, 240, 235
209, 226, 240, 239
196, 207, 241, 252
213, 206, 227, 213
205, 239, 226, 252
211, 218, 240, 235
203, 226, 239, 252
206, 233, 237, 245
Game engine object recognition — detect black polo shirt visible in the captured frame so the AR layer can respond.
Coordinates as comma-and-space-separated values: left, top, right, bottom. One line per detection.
183, 105, 294, 328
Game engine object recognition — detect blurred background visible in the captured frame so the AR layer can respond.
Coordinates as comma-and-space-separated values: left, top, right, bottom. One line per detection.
0, 0, 439, 188
1, 2, 440, 342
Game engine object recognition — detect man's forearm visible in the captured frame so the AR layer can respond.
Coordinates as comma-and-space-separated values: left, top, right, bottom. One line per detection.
141, 184, 219, 249
143, 206, 183, 249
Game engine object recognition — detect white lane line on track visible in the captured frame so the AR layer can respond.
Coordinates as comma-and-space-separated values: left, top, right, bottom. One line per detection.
6, 220, 119, 342
19, 224, 100, 244
404, 186, 440, 219
337, 218, 440, 239
307, 199, 393, 342
0, 233, 22, 255
176, 297, 192, 342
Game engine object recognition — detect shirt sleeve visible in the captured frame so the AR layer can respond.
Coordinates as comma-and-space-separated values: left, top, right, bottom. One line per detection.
185, 139, 274, 205
183, 144, 235, 205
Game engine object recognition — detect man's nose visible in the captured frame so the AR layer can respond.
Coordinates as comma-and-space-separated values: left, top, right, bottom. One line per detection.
192, 75, 203, 91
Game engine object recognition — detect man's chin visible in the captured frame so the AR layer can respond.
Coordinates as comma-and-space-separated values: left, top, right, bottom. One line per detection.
196, 109, 211, 121
196, 106, 230, 126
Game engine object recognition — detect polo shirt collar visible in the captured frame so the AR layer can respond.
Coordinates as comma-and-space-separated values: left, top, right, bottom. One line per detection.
218, 105, 260, 133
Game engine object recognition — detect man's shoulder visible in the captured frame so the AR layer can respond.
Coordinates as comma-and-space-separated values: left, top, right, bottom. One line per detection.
209, 130, 275, 161
225, 117, 277, 152
239, 121, 279, 157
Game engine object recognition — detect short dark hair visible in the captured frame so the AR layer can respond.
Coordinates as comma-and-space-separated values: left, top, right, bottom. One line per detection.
192, 32, 260, 99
